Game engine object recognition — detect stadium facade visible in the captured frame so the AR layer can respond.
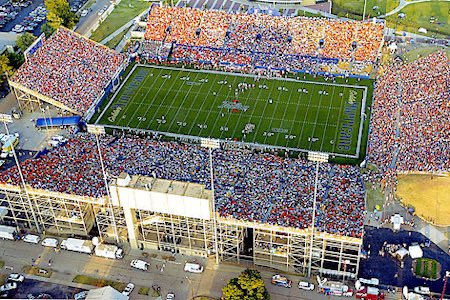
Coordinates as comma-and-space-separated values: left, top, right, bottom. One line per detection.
0, 172, 362, 278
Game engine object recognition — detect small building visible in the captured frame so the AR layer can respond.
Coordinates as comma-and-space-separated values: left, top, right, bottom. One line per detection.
86, 286, 127, 300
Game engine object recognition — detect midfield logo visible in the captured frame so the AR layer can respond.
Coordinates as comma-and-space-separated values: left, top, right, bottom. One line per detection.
218, 100, 250, 112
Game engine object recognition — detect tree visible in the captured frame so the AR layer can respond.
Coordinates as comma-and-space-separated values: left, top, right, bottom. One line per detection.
6, 52, 25, 69
0, 55, 13, 77
44, 0, 79, 31
16, 32, 37, 52
41, 23, 56, 38
0, 54, 14, 87
222, 269, 270, 300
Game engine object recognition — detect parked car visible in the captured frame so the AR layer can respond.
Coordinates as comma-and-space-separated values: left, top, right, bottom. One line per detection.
413, 286, 430, 295
130, 259, 149, 271
271, 275, 292, 288
12, 24, 24, 32
74, 290, 88, 300
184, 263, 203, 273
122, 283, 135, 296
41, 237, 59, 248
298, 281, 315, 291
166, 292, 175, 300
23, 234, 40, 244
0, 282, 17, 292
80, 9, 88, 17
7, 273, 24, 283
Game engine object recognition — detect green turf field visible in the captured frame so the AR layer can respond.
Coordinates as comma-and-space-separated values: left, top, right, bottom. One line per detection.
97, 65, 370, 157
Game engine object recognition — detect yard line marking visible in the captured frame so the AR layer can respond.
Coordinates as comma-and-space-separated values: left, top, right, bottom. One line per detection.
252, 79, 272, 144
143, 68, 181, 130
134, 68, 170, 129
121, 70, 157, 128
286, 80, 305, 148
208, 75, 239, 138
274, 81, 296, 147
296, 83, 316, 149
209, 81, 233, 140
308, 83, 325, 151
319, 85, 337, 151
262, 83, 284, 145
159, 70, 200, 133
229, 79, 260, 141
176, 72, 217, 136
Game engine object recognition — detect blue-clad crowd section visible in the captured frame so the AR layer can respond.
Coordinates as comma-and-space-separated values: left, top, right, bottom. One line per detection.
35, 116, 81, 128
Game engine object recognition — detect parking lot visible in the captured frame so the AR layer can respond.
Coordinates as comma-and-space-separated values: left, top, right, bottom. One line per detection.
0, 0, 87, 36
359, 227, 450, 294
6, 278, 86, 299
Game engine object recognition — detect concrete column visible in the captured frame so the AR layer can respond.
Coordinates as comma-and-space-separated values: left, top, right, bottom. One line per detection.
123, 206, 139, 249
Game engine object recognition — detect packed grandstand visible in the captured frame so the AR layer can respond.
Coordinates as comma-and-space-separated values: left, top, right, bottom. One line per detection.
0, 133, 366, 238
10, 28, 126, 115
367, 50, 449, 185
140, 6, 384, 75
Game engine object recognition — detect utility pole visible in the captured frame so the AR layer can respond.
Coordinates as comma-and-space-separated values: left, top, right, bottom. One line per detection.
87, 124, 119, 244
308, 160, 320, 277
441, 271, 450, 300
200, 138, 220, 265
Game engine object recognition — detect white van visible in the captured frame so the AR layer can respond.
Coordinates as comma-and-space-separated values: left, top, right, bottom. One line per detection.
52, 135, 67, 143
23, 234, 40, 244
41, 238, 59, 248
184, 263, 204, 273
48, 140, 59, 147
130, 259, 149, 271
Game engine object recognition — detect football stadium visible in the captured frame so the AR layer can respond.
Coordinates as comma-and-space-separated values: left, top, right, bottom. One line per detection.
1, 4, 448, 282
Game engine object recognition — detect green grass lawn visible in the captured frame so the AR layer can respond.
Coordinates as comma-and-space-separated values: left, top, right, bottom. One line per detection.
96, 65, 372, 158
414, 258, 440, 279
104, 26, 131, 49
90, 0, 149, 42
385, 1, 450, 38
401, 46, 450, 63
138, 287, 150, 295
365, 182, 385, 211
332, 0, 399, 18
73, 275, 126, 291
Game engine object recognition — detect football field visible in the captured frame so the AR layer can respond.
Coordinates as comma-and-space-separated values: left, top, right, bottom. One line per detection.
97, 65, 370, 157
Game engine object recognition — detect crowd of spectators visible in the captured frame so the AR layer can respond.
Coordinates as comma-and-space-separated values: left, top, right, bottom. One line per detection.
367, 51, 449, 183
143, 6, 383, 73
11, 28, 126, 114
0, 133, 365, 238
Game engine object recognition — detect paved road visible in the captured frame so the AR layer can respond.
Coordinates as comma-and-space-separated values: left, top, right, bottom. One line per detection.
0, 238, 402, 299
75, 0, 111, 37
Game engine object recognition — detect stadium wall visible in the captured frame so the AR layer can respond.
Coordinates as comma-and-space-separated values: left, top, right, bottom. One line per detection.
0, 177, 362, 278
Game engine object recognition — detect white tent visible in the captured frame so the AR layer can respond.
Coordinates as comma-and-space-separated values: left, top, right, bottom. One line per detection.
408, 245, 423, 259
395, 247, 409, 260
390, 214, 404, 231
86, 286, 127, 300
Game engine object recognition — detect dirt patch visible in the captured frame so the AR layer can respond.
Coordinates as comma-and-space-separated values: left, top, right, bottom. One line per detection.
396, 174, 450, 226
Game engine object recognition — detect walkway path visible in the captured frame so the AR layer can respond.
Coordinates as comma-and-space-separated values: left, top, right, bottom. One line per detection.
380, 0, 450, 17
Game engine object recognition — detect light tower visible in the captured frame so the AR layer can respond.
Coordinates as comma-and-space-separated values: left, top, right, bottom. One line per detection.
0, 113, 41, 233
